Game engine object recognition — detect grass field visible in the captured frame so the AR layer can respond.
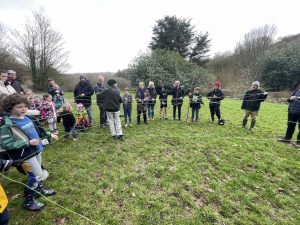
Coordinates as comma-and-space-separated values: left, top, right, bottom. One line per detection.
2, 92, 300, 225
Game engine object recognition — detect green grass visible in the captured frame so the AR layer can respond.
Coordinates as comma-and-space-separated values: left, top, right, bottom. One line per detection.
2, 93, 300, 225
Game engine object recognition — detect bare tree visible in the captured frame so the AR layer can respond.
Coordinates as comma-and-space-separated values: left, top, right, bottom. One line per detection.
234, 24, 277, 81
10, 8, 69, 90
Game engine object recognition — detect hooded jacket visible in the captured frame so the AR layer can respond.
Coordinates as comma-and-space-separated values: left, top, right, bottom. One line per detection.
74, 80, 94, 108
241, 89, 268, 111
0, 116, 51, 161
207, 89, 224, 106
100, 86, 123, 112
288, 89, 300, 114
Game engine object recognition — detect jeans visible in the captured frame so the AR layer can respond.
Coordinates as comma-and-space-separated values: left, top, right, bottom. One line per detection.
285, 113, 300, 143
191, 107, 199, 121
86, 106, 93, 126
147, 103, 155, 119
64, 125, 77, 139
124, 107, 132, 124
0, 208, 9, 225
98, 104, 106, 125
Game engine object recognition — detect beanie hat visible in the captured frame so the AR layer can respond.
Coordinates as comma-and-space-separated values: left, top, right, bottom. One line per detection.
213, 81, 221, 89
252, 81, 260, 87
107, 79, 117, 86
79, 74, 87, 80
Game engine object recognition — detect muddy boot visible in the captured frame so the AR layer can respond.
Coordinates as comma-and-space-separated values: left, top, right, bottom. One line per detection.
35, 182, 56, 197
242, 119, 247, 128
23, 194, 44, 211
250, 120, 256, 131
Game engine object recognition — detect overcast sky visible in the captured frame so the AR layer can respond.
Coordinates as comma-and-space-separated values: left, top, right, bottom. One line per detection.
0, 0, 299, 73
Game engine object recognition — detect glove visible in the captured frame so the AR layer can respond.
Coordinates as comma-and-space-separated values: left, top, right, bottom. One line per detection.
12, 159, 24, 168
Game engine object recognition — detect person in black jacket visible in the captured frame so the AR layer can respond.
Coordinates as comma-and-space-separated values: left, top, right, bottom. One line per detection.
99, 79, 123, 140
207, 81, 224, 123
241, 81, 268, 130
136, 82, 149, 124
172, 80, 184, 121
159, 85, 168, 119
57, 103, 78, 141
7, 70, 24, 95
277, 84, 300, 145
94, 75, 107, 128
73, 75, 94, 126
147, 81, 157, 120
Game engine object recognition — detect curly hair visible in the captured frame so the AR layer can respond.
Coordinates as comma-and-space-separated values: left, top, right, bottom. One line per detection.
0, 94, 30, 113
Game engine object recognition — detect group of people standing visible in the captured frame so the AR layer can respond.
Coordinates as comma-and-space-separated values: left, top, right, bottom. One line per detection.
0, 67, 299, 224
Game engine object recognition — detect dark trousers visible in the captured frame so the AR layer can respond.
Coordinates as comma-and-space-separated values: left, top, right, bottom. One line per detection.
124, 107, 132, 124
285, 113, 300, 143
191, 107, 199, 121
173, 104, 182, 120
64, 125, 77, 139
0, 208, 9, 225
209, 104, 221, 121
98, 104, 107, 125
137, 110, 147, 124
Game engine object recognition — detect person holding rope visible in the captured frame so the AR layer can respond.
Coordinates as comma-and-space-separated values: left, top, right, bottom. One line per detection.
159, 85, 168, 120
277, 83, 300, 146
0, 94, 57, 211
189, 87, 204, 123
207, 81, 224, 123
7, 70, 24, 95
136, 82, 149, 125
241, 81, 268, 130
94, 75, 107, 128
147, 81, 157, 120
172, 80, 184, 121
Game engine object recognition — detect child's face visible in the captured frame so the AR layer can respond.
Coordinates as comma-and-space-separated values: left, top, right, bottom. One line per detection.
125, 90, 129, 95
46, 96, 52, 101
25, 92, 33, 98
11, 103, 28, 117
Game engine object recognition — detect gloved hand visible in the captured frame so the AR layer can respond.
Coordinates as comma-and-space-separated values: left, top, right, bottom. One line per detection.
12, 159, 24, 168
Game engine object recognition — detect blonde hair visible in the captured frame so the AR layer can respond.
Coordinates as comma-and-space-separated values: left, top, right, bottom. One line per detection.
148, 81, 155, 88
63, 103, 73, 112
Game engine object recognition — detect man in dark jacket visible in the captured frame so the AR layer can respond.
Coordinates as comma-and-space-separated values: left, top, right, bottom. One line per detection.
7, 70, 24, 95
278, 84, 300, 145
172, 80, 184, 121
74, 75, 94, 126
94, 75, 107, 128
241, 81, 268, 130
99, 79, 123, 140
207, 81, 224, 123
136, 82, 149, 124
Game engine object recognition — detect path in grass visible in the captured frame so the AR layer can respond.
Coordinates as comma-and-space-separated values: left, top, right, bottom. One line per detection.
3, 95, 300, 225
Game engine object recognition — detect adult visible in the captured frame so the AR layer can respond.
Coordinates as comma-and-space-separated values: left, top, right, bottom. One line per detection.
73, 75, 94, 126
147, 81, 157, 120
241, 81, 268, 130
136, 82, 149, 124
207, 81, 225, 123
94, 75, 107, 128
7, 70, 24, 95
0, 69, 16, 100
277, 84, 300, 145
48, 78, 63, 98
171, 80, 184, 121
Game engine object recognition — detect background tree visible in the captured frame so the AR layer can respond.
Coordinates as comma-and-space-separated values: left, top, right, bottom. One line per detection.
149, 16, 211, 66
10, 8, 69, 90
129, 49, 213, 92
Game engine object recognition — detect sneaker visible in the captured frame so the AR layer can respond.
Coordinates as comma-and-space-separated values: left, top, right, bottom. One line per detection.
73, 138, 78, 141
159, 117, 162, 119
112, 135, 117, 140
277, 137, 291, 143
53, 130, 59, 135
124, 124, 128, 128
100, 124, 107, 128
23, 199, 44, 211
129, 124, 133, 127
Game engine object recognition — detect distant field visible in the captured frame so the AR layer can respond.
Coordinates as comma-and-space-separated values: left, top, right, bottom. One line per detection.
3, 94, 300, 225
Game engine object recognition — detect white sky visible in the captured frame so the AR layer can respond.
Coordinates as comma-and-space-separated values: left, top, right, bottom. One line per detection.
0, 0, 299, 73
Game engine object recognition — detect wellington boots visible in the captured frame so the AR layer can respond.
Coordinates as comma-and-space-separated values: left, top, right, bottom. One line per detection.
242, 119, 247, 128
250, 120, 256, 131
35, 182, 56, 197
23, 196, 44, 211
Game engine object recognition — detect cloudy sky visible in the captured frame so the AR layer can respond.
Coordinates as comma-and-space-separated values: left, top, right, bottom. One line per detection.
0, 0, 299, 73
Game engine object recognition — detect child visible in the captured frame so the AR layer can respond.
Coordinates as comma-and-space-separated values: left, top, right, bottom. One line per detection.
53, 89, 65, 111
76, 103, 89, 131
57, 103, 78, 141
189, 87, 204, 122
241, 81, 268, 130
207, 82, 224, 123
122, 87, 133, 127
99, 79, 123, 140
40, 94, 58, 134
0, 94, 57, 211
159, 85, 168, 119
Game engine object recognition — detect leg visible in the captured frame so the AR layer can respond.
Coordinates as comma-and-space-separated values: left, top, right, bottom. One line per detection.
151, 104, 155, 119
64, 126, 71, 140
106, 112, 116, 137
209, 104, 215, 122
243, 111, 250, 128
285, 113, 298, 139
99, 104, 106, 126
191, 107, 195, 122
297, 115, 300, 144
164, 107, 168, 119
0, 208, 9, 225
250, 112, 257, 130
137, 110, 141, 124
173, 105, 176, 120
178, 104, 182, 121
143, 110, 147, 124
128, 107, 132, 124
147, 104, 151, 118
114, 111, 123, 136
86, 106, 93, 126
196, 108, 199, 122
215, 105, 221, 121
124, 108, 128, 125
71, 125, 78, 140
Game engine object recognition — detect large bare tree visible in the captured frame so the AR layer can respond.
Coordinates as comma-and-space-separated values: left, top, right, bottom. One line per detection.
11, 8, 69, 90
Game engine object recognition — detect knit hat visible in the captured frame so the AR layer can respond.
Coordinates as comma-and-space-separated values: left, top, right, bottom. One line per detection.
79, 74, 87, 80
252, 81, 260, 87
213, 81, 221, 89
77, 103, 84, 109
7, 70, 16, 74
107, 79, 116, 86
